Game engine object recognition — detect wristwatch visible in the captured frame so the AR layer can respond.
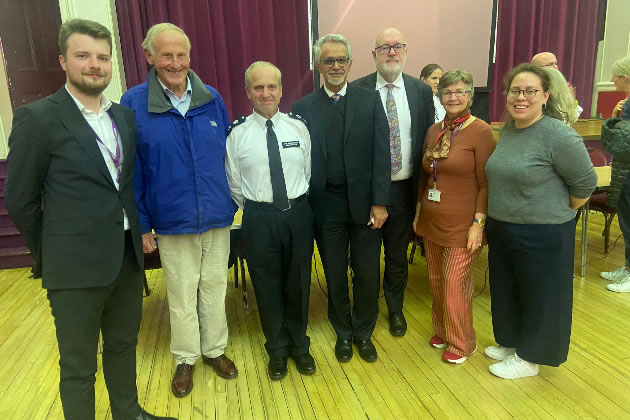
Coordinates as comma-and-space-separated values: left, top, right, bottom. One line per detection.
473, 218, 486, 227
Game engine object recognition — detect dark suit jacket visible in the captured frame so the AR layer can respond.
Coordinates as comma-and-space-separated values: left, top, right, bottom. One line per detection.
351, 72, 435, 210
292, 84, 390, 226
5, 87, 144, 289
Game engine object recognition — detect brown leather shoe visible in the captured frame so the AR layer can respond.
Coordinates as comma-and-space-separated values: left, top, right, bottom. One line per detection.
202, 354, 238, 379
171, 363, 193, 398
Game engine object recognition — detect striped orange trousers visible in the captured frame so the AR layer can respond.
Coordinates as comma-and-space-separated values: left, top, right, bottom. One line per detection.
424, 239, 480, 357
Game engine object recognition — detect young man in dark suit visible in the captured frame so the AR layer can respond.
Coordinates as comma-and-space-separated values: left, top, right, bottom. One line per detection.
5, 19, 174, 420
353, 28, 435, 336
292, 34, 390, 363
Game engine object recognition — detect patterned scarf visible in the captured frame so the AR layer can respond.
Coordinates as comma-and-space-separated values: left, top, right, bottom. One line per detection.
424, 108, 472, 160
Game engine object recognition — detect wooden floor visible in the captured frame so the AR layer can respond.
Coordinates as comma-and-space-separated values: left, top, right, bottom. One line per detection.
1, 212, 630, 419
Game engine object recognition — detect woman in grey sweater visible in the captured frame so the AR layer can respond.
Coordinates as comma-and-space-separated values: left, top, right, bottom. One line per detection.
484, 63, 597, 379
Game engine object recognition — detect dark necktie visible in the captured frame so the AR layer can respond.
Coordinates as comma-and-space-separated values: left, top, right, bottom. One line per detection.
266, 119, 290, 210
331, 93, 342, 103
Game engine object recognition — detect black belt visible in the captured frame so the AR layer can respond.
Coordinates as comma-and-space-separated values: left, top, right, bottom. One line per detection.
245, 193, 308, 211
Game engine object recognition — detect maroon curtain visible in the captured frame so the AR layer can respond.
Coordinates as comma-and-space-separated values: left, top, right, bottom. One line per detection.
115, 0, 312, 119
489, 0, 606, 121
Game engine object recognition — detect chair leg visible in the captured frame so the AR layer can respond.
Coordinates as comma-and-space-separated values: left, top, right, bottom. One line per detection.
240, 256, 248, 310
408, 242, 417, 264
604, 213, 615, 254
143, 272, 151, 297
234, 257, 240, 288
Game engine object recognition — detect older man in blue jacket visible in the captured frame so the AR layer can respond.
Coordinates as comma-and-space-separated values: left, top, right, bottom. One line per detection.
121, 23, 237, 398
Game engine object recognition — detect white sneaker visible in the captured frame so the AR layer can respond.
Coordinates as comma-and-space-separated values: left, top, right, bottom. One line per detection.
600, 266, 630, 283
484, 345, 516, 361
488, 354, 539, 379
607, 280, 630, 293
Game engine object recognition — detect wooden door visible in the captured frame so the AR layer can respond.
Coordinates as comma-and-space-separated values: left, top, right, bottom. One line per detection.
0, 0, 66, 109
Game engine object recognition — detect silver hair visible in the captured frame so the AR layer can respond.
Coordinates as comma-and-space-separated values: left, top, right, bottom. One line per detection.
545, 68, 578, 124
142, 23, 191, 55
612, 55, 630, 78
244, 61, 282, 89
313, 34, 352, 63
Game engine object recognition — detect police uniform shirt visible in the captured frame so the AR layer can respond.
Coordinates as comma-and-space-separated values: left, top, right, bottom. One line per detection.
225, 110, 311, 208
375, 72, 413, 181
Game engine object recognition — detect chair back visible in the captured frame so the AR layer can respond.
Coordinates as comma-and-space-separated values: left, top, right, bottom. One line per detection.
586, 146, 608, 167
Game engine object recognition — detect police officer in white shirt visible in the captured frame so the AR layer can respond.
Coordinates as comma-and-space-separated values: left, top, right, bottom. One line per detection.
225, 61, 314, 380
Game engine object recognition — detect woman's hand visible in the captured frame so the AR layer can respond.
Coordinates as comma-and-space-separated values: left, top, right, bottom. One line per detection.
412, 203, 421, 235
612, 98, 627, 117
466, 223, 484, 254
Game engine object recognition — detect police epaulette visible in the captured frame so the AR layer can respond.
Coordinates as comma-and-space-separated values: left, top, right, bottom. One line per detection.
227, 116, 247, 136
288, 112, 308, 128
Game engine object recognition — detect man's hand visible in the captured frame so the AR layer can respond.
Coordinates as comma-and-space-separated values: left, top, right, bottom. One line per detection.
369, 205, 388, 230
142, 232, 157, 253
612, 98, 628, 117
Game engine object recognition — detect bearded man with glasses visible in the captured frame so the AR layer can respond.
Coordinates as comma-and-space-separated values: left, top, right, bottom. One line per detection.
353, 28, 435, 338
292, 34, 390, 363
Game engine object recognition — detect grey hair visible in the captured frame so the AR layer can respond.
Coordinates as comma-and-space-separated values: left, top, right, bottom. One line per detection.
612, 55, 630, 78
142, 23, 191, 55
244, 61, 282, 89
313, 34, 352, 63
545, 68, 578, 124
437, 69, 475, 107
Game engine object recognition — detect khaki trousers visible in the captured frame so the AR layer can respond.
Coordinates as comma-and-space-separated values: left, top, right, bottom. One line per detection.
157, 226, 230, 365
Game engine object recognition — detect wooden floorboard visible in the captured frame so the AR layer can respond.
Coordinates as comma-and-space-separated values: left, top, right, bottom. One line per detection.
1, 211, 630, 419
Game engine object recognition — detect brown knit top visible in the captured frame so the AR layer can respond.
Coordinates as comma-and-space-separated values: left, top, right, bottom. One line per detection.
415, 117, 496, 248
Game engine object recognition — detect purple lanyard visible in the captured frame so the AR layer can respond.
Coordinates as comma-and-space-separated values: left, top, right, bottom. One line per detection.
94, 112, 121, 183
432, 121, 465, 188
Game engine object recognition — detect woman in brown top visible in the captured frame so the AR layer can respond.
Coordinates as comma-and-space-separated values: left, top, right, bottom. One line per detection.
412, 69, 496, 364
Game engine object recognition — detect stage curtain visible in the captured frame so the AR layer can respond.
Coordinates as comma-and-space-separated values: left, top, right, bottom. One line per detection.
489, 0, 606, 121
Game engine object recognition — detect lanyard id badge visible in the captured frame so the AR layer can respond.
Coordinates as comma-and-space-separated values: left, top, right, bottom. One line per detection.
428, 159, 441, 202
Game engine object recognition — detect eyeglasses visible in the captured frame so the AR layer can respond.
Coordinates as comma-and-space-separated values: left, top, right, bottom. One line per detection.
320, 56, 349, 67
440, 90, 470, 99
374, 43, 407, 55
506, 88, 542, 99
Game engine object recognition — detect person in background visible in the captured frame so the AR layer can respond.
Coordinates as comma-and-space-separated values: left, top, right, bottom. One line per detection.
225, 61, 315, 379
121, 23, 237, 398
413, 69, 496, 364
599, 55, 630, 293
531, 51, 583, 117
545, 68, 579, 124
420, 64, 446, 122
484, 63, 597, 379
353, 28, 434, 336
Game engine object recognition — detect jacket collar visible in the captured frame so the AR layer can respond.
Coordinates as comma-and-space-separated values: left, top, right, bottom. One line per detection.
147, 67, 214, 113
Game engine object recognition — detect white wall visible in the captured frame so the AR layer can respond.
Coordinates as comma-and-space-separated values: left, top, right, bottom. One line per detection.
592, 0, 630, 116
0, 0, 126, 158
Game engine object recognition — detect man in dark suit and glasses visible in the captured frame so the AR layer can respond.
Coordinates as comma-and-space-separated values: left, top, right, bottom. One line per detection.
5, 19, 174, 420
292, 34, 390, 363
353, 28, 435, 336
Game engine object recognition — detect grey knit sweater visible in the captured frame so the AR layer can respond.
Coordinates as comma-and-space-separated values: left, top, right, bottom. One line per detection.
486, 116, 597, 224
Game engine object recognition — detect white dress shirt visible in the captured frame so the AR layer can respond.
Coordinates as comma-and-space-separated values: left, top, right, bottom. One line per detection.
225, 110, 311, 208
323, 82, 348, 98
375, 72, 413, 181
66, 85, 129, 229
157, 76, 192, 116
433, 94, 446, 123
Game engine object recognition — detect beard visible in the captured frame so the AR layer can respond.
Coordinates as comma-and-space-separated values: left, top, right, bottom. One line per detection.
68, 71, 111, 96
376, 59, 403, 81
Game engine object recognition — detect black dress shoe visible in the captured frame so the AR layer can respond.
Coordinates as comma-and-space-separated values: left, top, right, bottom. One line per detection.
268, 356, 288, 380
135, 409, 178, 419
335, 338, 353, 362
291, 352, 316, 375
389, 311, 407, 337
353, 338, 377, 362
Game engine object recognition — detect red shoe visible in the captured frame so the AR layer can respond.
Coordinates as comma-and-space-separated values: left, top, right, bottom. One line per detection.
442, 347, 476, 364
429, 335, 447, 349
